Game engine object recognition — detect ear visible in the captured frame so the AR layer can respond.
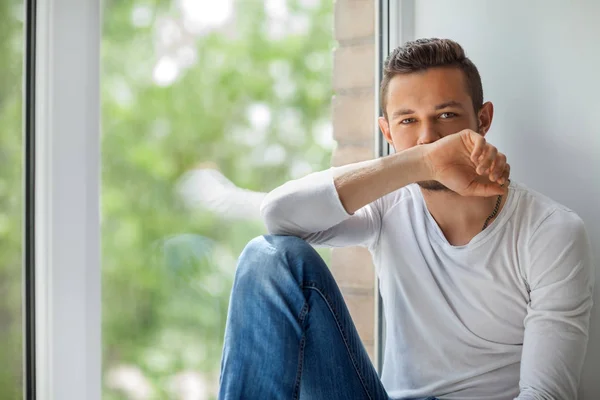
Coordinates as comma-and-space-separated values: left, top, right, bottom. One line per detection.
477, 101, 494, 137
378, 116, 394, 146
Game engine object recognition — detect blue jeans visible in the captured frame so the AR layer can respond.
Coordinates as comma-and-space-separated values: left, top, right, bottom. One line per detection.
219, 235, 437, 400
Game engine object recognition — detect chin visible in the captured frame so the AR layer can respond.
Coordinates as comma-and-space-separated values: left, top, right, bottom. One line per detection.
417, 180, 453, 192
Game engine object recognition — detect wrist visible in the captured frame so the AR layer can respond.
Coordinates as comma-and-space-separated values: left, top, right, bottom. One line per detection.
389, 145, 434, 183
409, 145, 435, 182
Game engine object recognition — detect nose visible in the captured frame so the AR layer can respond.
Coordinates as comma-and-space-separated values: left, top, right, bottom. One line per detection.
417, 122, 442, 145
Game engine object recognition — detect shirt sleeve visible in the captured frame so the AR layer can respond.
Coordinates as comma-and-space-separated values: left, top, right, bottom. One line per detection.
516, 210, 595, 399
260, 167, 382, 248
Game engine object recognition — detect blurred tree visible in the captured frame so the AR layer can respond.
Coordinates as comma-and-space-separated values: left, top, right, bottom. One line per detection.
101, 0, 334, 399
0, 0, 334, 398
0, 0, 25, 398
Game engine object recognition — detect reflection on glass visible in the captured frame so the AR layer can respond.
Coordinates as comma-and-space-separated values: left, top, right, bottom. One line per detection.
0, 0, 24, 398
101, 0, 334, 398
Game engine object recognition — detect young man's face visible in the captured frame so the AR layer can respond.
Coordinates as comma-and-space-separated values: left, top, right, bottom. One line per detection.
378, 66, 494, 191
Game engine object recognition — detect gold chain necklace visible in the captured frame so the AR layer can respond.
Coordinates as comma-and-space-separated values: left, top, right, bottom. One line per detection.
482, 194, 502, 231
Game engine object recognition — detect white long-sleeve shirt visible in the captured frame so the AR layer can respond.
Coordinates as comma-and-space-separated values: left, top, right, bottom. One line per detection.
260, 168, 595, 400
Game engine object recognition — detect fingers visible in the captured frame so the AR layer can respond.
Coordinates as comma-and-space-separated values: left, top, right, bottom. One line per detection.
489, 153, 506, 182
474, 165, 510, 196
472, 139, 510, 186
499, 163, 510, 186
470, 134, 487, 164
469, 180, 505, 197
476, 145, 497, 175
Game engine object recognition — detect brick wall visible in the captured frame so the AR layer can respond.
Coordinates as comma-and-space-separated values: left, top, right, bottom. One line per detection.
330, 0, 377, 362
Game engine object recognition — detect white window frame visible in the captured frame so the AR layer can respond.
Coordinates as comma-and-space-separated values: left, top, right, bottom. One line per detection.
35, 0, 101, 399
374, 0, 414, 374
33, 0, 394, 397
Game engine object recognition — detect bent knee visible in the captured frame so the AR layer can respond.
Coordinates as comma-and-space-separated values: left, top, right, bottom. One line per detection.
243, 234, 313, 258
234, 235, 331, 294
237, 235, 320, 275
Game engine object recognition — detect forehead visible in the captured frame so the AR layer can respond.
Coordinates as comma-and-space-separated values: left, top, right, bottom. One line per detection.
386, 67, 472, 111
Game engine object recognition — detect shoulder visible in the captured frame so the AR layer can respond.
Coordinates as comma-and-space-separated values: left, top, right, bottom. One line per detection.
510, 181, 586, 240
510, 182, 592, 283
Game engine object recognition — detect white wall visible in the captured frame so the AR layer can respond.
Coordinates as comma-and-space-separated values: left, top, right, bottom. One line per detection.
402, 0, 600, 397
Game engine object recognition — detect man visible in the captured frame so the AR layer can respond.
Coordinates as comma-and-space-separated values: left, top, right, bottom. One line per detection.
218, 38, 594, 400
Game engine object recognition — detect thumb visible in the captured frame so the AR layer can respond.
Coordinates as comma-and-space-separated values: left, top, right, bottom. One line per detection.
468, 180, 505, 197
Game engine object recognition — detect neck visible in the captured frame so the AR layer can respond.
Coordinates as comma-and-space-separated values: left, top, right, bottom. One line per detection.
420, 185, 509, 246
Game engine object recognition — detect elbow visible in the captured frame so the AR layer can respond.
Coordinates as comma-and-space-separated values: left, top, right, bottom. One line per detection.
260, 191, 290, 235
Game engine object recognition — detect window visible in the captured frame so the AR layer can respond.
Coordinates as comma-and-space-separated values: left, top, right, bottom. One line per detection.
101, 1, 334, 398
0, 0, 25, 398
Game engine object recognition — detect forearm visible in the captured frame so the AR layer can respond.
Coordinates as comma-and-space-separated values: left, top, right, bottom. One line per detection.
334, 145, 430, 214
260, 146, 428, 241
262, 130, 504, 239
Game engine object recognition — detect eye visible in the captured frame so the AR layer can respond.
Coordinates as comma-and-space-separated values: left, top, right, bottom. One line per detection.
400, 118, 416, 125
439, 112, 457, 119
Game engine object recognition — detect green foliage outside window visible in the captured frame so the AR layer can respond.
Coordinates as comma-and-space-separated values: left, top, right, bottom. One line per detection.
0, 1, 334, 398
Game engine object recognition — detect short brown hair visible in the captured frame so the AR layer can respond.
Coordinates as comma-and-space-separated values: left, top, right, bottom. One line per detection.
381, 38, 483, 119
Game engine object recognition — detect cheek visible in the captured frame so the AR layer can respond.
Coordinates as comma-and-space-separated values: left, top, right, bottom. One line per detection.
452, 116, 480, 133
437, 119, 478, 138
439, 124, 462, 137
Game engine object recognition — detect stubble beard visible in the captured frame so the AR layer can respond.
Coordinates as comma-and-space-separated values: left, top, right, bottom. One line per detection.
417, 180, 451, 192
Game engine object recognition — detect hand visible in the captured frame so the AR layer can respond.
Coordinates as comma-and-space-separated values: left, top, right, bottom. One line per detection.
423, 129, 510, 197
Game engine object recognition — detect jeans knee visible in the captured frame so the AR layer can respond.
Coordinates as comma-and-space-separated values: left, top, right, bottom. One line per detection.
243, 234, 314, 259
262, 234, 315, 255
236, 235, 320, 280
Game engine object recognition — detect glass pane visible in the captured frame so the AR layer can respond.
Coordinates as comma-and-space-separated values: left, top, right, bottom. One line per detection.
101, 0, 334, 398
0, 0, 24, 398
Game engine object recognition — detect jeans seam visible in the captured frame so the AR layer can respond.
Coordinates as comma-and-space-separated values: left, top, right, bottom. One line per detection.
293, 302, 309, 400
293, 332, 306, 400
302, 281, 374, 400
